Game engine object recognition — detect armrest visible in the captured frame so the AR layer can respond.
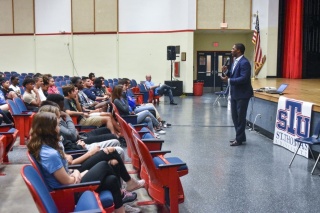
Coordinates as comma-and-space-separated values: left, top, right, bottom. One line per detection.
134, 124, 148, 128
137, 130, 150, 135
13, 113, 33, 116
53, 181, 100, 191
158, 162, 186, 168
69, 164, 81, 169
142, 139, 164, 143
70, 209, 102, 213
149, 150, 171, 157
65, 150, 88, 154
122, 115, 138, 124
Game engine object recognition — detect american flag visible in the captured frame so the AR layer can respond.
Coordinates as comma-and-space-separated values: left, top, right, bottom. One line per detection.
252, 14, 266, 76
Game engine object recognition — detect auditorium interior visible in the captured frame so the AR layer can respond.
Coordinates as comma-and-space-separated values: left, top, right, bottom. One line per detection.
1, 0, 320, 212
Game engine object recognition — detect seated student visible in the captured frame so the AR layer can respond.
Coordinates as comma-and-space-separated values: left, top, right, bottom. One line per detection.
88, 72, 96, 82
0, 89, 9, 111
22, 78, 41, 111
82, 77, 109, 102
27, 112, 144, 213
62, 84, 118, 135
38, 104, 124, 160
0, 78, 18, 100
33, 75, 47, 101
145, 74, 177, 105
99, 76, 107, 94
44, 95, 119, 145
71, 77, 110, 112
90, 78, 112, 100
120, 78, 171, 127
112, 85, 165, 134
41, 78, 49, 98
46, 75, 60, 94
9, 75, 21, 97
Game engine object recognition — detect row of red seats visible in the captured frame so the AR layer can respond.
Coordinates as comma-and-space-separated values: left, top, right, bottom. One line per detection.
114, 104, 188, 212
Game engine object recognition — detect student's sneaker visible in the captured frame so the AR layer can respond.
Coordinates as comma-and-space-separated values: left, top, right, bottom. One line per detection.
126, 179, 145, 192
124, 204, 141, 213
157, 130, 166, 134
122, 190, 137, 204
154, 133, 160, 138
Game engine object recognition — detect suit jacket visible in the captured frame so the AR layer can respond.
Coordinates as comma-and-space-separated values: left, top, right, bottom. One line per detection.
227, 56, 253, 100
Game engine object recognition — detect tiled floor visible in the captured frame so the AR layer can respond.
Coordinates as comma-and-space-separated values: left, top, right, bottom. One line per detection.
1, 93, 320, 212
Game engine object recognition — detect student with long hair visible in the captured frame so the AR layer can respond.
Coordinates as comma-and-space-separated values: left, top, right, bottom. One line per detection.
112, 85, 164, 134
27, 112, 144, 213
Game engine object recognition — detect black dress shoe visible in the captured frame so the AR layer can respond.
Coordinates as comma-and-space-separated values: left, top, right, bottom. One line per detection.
229, 139, 236, 143
230, 140, 242, 146
170, 102, 177, 105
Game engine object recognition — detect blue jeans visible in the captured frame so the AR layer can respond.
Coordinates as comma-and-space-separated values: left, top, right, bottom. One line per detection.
136, 110, 160, 131
156, 84, 174, 103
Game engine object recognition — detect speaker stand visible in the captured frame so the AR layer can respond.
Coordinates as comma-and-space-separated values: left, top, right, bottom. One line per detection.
170, 60, 173, 81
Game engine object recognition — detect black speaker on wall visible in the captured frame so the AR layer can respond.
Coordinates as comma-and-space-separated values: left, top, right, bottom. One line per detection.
167, 46, 176, 60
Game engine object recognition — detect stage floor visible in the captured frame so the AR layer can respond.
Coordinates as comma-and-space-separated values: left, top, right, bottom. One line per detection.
251, 78, 320, 112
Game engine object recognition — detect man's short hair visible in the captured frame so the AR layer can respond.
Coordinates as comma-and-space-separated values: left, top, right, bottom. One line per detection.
33, 76, 43, 82
46, 94, 65, 105
62, 85, 75, 97
88, 73, 95, 79
82, 77, 89, 81
234, 43, 245, 54
22, 78, 35, 87
10, 75, 18, 81
118, 78, 129, 85
33, 73, 43, 78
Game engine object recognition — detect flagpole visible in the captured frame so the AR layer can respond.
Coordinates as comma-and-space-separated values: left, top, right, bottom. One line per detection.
251, 11, 259, 81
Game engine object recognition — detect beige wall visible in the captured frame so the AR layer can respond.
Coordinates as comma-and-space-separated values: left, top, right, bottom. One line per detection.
0, 32, 195, 93
118, 32, 194, 93
194, 33, 254, 79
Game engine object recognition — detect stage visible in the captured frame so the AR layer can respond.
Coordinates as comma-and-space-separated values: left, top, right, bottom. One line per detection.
246, 78, 320, 140
251, 78, 320, 112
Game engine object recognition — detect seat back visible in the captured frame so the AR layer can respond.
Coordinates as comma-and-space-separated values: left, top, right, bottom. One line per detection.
115, 113, 137, 160
7, 99, 20, 115
0, 135, 4, 163
132, 132, 159, 182
131, 79, 137, 87
21, 165, 58, 213
27, 151, 52, 190
313, 120, 320, 139
104, 80, 109, 87
57, 86, 63, 95
13, 97, 28, 112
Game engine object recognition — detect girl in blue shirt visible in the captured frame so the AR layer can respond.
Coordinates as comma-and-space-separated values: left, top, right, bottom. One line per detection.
27, 112, 144, 213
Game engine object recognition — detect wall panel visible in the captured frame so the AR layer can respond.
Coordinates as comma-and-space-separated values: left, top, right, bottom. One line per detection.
225, 0, 251, 29
13, 0, 34, 33
95, 0, 117, 32
197, 0, 224, 29
72, 0, 94, 32
0, 0, 13, 34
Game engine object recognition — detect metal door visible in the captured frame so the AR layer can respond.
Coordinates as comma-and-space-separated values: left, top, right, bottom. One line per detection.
197, 51, 233, 91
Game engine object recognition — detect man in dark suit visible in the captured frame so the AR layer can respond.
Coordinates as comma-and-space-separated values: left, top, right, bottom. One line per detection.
221, 43, 253, 146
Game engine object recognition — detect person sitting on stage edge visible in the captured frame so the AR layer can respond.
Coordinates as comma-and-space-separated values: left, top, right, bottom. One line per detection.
145, 74, 177, 105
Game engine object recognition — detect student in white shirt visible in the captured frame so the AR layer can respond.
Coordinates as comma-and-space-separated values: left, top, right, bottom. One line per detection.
9, 76, 21, 97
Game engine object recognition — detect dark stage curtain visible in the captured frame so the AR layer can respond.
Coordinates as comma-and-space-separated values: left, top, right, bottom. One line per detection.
282, 0, 303, 79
